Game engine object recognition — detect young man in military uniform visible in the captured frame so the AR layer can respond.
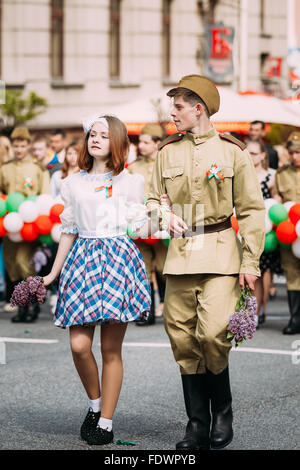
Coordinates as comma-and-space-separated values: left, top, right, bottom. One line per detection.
0, 127, 50, 322
146, 75, 265, 450
273, 131, 300, 335
128, 123, 168, 325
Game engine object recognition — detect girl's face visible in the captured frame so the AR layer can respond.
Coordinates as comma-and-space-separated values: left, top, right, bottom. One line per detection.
66, 146, 78, 167
88, 122, 110, 160
247, 142, 265, 167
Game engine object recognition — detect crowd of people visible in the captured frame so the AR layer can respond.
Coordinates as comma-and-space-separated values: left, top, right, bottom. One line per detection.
0, 119, 299, 335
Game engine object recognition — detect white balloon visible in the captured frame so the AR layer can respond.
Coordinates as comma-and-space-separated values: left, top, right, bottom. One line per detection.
283, 201, 296, 213
7, 231, 23, 242
51, 223, 61, 243
292, 238, 300, 259
3, 212, 23, 232
18, 200, 39, 223
265, 215, 273, 233
36, 194, 55, 215
264, 198, 277, 213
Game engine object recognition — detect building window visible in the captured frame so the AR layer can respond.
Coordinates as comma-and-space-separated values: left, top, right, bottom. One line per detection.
109, 0, 121, 79
50, 0, 64, 79
162, 0, 172, 78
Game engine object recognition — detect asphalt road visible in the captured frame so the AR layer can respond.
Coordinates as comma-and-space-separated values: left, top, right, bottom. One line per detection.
0, 280, 299, 451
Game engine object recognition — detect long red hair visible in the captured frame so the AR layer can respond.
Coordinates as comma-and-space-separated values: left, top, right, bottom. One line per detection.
77, 115, 130, 175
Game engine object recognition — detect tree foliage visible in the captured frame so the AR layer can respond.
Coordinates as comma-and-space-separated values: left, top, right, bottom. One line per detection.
0, 89, 48, 129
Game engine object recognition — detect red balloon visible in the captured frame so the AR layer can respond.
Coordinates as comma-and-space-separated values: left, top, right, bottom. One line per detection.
145, 236, 160, 245
0, 217, 7, 237
276, 220, 297, 244
0, 195, 7, 201
231, 215, 239, 234
33, 215, 53, 235
49, 203, 64, 223
21, 223, 39, 241
288, 203, 300, 225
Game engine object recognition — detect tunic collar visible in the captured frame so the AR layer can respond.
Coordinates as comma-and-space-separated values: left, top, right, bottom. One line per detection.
185, 126, 218, 145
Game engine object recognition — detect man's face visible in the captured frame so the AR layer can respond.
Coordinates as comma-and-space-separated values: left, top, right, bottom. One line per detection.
12, 139, 30, 160
170, 96, 199, 132
50, 134, 65, 153
32, 141, 48, 161
248, 123, 265, 141
138, 134, 158, 158
289, 149, 300, 167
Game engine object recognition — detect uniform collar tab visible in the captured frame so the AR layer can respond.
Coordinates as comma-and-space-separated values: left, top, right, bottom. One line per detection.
186, 126, 217, 145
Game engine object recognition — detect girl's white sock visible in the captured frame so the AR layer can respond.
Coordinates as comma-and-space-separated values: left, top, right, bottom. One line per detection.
98, 417, 113, 431
89, 397, 101, 413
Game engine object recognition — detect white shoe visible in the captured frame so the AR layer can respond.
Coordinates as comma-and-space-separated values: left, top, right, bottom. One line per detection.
3, 303, 18, 313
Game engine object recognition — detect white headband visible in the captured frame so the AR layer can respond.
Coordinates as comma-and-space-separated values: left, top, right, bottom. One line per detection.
82, 115, 109, 133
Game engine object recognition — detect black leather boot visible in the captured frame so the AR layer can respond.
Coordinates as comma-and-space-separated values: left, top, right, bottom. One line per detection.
283, 291, 300, 334
206, 366, 233, 449
24, 303, 40, 323
176, 374, 211, 450
136, 282, 155, 326
11, 306, 29, 323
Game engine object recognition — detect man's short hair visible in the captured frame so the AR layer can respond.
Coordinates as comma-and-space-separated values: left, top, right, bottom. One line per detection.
250, 120, 265, 130
167, 87, 210, 117
32, 135, 49, 146
50, 128, 66, 138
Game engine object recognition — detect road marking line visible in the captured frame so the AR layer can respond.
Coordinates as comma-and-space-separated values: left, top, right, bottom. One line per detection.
122, 342, 297, 356
0, 337, 58, 344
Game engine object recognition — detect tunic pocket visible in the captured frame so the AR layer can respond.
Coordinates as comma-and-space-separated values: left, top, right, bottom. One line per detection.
162, 167, 185, 202
217, 166, 234, 211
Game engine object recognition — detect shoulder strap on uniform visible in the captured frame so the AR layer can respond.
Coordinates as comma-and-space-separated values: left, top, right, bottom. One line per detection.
219, 133, 247, 151
158, 133, 184, 151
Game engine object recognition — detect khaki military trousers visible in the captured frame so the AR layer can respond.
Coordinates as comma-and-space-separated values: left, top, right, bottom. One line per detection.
3, 237, 37, 282
280, 248, 300, 290
164, 273, 241, 375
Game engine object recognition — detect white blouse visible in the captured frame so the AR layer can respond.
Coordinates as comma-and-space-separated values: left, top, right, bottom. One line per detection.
60, 169, 147, 238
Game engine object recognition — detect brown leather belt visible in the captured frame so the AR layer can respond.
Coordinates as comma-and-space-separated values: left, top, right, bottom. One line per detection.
182, 217, 232, 238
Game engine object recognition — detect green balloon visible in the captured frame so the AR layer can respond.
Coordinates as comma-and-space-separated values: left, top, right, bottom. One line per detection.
39, 233, 53, 245
264, 230, 279, 253
279, 242, 292, 250
126, 225, 138, 238
268, 204, 288, 226
0, 198, 6, 217
6, 192, 25, 212
163, 237, 171, 247
26, 195, 38, 202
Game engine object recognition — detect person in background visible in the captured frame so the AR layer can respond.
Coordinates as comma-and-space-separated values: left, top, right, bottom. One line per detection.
48, 128, 67, 171
247, 121, 279, 170
0, 135, 14, 162
0, 127, 50, 322
50, 141, 81, 198
128, 123, 168, 325
247, 140, 282, 326
273, 132, 300, 335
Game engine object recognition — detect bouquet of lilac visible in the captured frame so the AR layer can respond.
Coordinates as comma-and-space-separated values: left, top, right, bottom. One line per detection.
10, 276, 47, 308
227, 287, 257, 347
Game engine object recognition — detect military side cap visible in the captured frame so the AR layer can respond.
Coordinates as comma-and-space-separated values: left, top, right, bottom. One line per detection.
141, 123, 164, 139
11, 126, 31, 141
286, 131, 300, 149
167, 74, 220, 116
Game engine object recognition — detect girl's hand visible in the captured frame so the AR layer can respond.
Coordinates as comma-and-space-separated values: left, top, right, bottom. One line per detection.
42, 273, 58, 287
160, 193, 172, 207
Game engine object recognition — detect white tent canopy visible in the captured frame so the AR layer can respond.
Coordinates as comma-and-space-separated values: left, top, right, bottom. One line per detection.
104, 87, 300, 126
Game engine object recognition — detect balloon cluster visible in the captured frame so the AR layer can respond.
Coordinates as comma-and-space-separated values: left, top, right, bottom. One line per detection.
127, 226, 171, 247
264, 199, 300, 258
0, 192, 64, 244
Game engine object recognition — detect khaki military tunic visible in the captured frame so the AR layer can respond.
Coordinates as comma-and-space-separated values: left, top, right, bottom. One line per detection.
275, 164, 300, 290
0, 157, 51, 281
128, 156, 168, 280
146, 127, 265, 375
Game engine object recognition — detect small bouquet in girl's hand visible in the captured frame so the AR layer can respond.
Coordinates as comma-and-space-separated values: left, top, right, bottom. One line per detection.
10, 276, 47, 308
227, 287, 257, 347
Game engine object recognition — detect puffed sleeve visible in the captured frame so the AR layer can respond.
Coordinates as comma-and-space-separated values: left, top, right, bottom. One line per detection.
59, 177, 78, 235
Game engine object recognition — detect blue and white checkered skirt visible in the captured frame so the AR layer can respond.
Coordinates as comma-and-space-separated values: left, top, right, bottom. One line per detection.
54, 235, 151, 328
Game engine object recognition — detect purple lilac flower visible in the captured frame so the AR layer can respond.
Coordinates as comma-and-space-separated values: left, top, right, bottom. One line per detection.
10, 276, 47, 307
228, 290, 257, 346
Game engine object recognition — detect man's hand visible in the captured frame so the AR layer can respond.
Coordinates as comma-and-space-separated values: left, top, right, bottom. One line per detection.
169, 213, 188, 238
239, 273, 258, 293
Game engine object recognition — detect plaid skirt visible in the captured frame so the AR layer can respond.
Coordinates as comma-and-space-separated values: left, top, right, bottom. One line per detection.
54, 235, 151, 328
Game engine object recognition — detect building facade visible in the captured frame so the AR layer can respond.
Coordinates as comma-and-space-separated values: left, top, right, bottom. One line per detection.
0, 0, 292, 131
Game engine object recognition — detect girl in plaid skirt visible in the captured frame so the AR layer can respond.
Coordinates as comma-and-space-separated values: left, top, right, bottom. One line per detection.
43, 115, 151, 445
